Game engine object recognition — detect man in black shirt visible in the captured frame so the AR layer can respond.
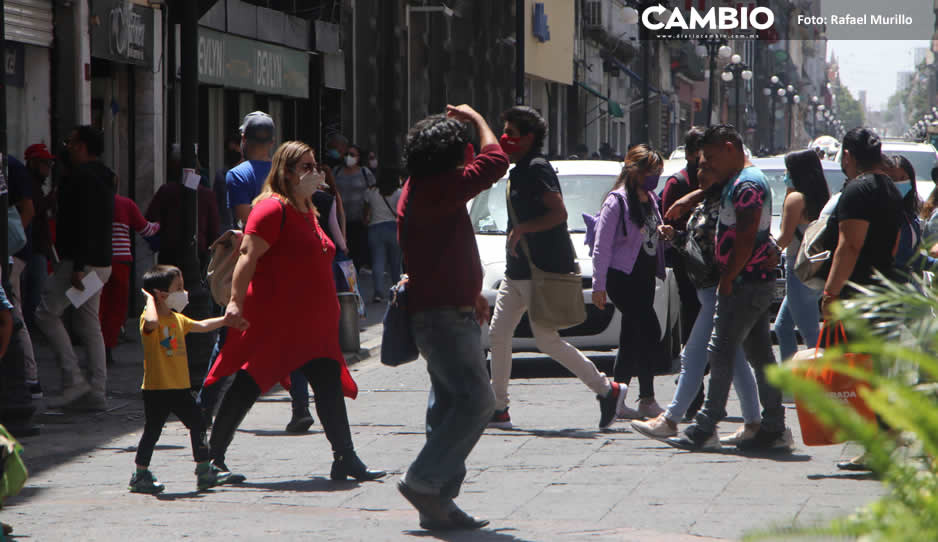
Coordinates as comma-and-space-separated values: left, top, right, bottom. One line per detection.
488, 106, 623, 431
822, 128, 903, 313
35, 126, 115, 410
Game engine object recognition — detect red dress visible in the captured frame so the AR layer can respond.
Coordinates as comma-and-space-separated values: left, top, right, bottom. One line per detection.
205, 197, 358, 398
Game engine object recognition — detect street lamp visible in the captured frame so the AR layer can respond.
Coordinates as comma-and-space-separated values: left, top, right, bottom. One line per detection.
697, 37, 731, 127
808, 96, 820, 138
785, 89, 800, 150
722, 53, 753, 133
763, 75, 786, 153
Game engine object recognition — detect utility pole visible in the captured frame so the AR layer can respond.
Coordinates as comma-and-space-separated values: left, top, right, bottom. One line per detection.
178, 0, 212, 378
0, 0, 8, 280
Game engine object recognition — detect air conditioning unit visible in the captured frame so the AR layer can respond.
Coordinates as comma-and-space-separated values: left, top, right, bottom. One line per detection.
583, 0, 602, 28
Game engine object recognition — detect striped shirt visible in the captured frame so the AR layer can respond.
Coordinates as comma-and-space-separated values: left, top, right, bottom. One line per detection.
113, 194, 159, 262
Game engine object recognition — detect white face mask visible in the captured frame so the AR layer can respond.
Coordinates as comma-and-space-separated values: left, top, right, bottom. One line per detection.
345, 155, 358, 167
166, 290, 189, 312
296, 170, 324, 199
368, 159, 378, 170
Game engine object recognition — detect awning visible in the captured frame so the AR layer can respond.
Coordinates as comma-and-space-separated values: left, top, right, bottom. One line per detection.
575, 82, 624, 118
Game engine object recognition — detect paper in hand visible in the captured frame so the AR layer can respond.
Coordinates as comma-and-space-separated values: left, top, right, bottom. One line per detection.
65, 272, 105, 308
183, 168, 201, 190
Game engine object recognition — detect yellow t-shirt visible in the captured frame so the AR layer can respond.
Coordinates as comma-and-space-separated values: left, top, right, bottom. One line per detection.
139, 311, 195, 390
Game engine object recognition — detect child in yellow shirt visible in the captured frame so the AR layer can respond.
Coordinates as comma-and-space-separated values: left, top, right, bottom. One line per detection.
130, 265, 236, 494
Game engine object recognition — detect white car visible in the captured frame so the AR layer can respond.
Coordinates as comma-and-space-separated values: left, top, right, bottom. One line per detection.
834, 139, 938, 182
469, 160, 682, 358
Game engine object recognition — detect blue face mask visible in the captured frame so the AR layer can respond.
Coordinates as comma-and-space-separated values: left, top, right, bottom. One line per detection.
782, 174, 794, 188
895, 181, 913, 197
326, 149, 341, 160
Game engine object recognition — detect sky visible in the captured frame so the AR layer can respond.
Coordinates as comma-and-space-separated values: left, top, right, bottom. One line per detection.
821, 0, 934, 111
829, 40, 929, 111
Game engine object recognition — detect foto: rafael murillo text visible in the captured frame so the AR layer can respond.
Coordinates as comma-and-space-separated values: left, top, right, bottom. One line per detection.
798, 14, 913, 25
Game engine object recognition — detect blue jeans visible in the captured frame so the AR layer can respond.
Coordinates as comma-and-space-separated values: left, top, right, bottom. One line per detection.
197, 327, 228, 414
289, 369, 310, 412
774, 265, 822, 362
693, 280, 786, 434
368, 221, 402, 298
666, 287, 761, 424
405, 308, 495, 499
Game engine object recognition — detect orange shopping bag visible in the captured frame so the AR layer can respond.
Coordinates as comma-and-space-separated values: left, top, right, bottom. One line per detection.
792, 322, 876, 446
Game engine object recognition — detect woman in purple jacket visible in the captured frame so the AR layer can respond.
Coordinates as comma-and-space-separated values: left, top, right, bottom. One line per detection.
591, 144, 667, 419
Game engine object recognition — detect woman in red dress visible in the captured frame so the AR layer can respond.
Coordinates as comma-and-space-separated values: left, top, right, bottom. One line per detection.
205, 141, 384, 483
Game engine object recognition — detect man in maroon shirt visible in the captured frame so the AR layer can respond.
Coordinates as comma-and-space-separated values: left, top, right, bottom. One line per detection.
396, 104, 509, 531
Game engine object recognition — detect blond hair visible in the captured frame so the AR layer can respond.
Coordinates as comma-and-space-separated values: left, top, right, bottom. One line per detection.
253, 141, 318, 216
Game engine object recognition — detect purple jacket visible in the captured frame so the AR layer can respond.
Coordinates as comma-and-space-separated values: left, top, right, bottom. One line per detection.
591, 188, 666, 292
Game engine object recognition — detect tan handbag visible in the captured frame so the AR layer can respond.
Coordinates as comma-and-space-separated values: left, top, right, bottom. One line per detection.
506, 180, 586, 330
206, 229, 245, 307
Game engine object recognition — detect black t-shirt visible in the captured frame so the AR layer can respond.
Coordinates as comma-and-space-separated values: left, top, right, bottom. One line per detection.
833, 172, 903, 287
505, 154, 576, 280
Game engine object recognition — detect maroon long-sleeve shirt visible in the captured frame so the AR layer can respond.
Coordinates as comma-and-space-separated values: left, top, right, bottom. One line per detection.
397, 144, 510, 313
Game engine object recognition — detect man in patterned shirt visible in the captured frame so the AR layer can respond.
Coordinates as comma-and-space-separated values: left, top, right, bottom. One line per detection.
666, 125, 791, 452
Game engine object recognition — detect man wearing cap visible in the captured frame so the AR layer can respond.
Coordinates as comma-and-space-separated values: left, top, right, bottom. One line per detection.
228, 111, 275, 227
35, 126, 115, 410
198, 112, 317, 435
22, 144, 56, 331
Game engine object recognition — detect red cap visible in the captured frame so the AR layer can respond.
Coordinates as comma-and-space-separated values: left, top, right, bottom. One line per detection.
24, 143, 55, 161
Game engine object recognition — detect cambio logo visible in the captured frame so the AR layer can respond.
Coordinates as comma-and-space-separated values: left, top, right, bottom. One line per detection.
642, 6, 774, 31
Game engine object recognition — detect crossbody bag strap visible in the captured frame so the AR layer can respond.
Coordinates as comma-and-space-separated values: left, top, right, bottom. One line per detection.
505, 178, 540, 274
381, 193, 398, 218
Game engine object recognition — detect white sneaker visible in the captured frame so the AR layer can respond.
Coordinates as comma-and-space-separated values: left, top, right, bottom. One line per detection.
59, 380, 92, 406
719, 423, 761, 446
638, 400, 664, 419
631, 414, 678, 440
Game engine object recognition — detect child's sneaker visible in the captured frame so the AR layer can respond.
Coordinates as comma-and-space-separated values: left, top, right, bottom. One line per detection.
129, 469, 165, 494
196, 461, 231, 490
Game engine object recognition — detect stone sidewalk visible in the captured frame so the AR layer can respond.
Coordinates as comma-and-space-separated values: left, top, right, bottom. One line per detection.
4, 311, 884, 541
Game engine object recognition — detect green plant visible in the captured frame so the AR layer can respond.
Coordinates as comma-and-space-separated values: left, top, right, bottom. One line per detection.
752, 272, 938, 541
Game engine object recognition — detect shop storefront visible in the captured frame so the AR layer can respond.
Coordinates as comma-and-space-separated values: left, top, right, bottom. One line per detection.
5, 0, 54, 161
195, 27, 312, 183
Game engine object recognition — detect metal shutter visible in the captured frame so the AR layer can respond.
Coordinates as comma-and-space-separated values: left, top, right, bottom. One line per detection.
5, 0, 53, 48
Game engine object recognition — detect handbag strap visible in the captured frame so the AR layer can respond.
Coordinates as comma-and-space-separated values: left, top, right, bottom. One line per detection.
506, 178, 579, 275
815, 321, 848, 355
381, 192, 398, 219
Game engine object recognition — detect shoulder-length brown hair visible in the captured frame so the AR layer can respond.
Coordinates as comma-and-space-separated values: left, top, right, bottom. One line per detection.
253, 141, 317, 215
610, 144, 663, 227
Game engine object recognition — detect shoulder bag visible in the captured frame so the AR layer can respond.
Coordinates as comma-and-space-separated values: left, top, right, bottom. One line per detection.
380, 190, 419, 366
507, 179, 586, 330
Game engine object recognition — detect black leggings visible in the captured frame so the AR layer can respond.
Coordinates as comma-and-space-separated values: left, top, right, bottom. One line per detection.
605, 254, 661, 399
136, 389, 209, 467
209, 360, 354, 464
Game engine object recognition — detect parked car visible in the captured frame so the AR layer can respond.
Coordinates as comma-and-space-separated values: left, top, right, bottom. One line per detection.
835, 139, 938, 183
669, 144, 751, 161
469, 160, 682, 359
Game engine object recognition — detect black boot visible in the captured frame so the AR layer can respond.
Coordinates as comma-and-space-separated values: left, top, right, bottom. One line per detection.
285, 408, 314, 433
208, 371, 260, 481
330, 450, 386, 482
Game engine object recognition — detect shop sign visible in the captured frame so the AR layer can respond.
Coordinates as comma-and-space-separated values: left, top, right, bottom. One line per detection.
5, 43, 25, 88
90, 0, 155, 68
198, 28, 309, 99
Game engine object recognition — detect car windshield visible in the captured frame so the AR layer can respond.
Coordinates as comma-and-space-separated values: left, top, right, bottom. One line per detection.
885, 149, 937, 181
469, 175, 617, 233
760, 168, 846, 215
